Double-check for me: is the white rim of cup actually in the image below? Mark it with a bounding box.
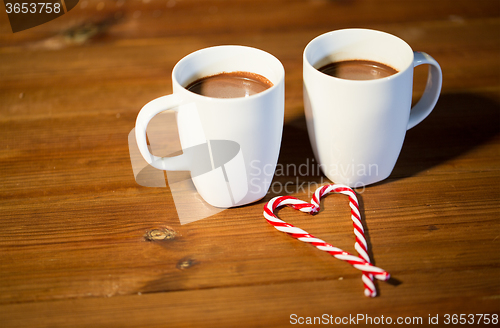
[303,28,414,84]
[172,45,285,102]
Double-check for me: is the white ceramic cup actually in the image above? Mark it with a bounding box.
[303,29,442,187]
[135,45,285,208]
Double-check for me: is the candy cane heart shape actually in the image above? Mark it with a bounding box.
[263,184,390,297]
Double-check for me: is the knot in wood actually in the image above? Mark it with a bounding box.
[145,228,176,241]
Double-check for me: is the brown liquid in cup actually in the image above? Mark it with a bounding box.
[186,71,273,98]
[318,60,398,80]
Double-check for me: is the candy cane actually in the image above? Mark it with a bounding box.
[263,184,390,297]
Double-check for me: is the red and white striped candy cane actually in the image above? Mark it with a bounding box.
[263,184,390,297]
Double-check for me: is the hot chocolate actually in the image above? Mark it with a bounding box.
[318,60,398,81]
[186,71,273,98]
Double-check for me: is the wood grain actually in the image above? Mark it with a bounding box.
[0,0,499,326]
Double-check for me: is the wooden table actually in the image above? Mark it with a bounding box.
[1,0,499,326]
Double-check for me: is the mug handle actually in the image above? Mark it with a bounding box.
[407,52,443,130]
[135,94,189,171]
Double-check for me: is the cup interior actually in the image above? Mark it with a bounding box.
[173,45,284,93]
[304,29,414,75]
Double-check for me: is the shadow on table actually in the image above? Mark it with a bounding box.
[391,92,500,179]
[278,92,500,185]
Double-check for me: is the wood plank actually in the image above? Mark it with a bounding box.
[0,275,498,328]
[1,0,499,45]
[1,169,498,303]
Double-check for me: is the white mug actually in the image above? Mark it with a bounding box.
[303,29,442,187]
[135,45,285,208]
